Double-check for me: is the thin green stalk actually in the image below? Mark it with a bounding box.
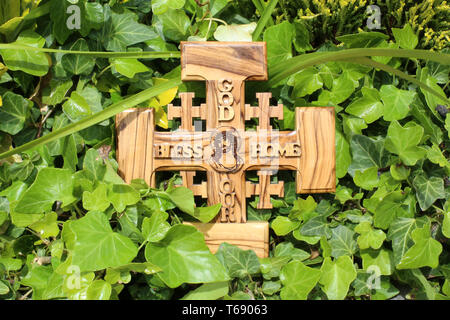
[269,48,450,85]
[252,0,279,41]
[0,43,181,59]
[347,57,449,104]
[0,78,182,159]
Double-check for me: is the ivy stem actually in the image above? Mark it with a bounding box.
[138,240,148,252]
[204,18,228,26]
[95,65,112,81]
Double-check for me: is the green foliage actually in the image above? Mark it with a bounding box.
[0,0,448,301]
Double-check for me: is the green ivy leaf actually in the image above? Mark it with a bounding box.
[319,256,357,300]
[192,203,222,223]
[335,130,351,179]
[181,281,229,300]
[111,58,149,78]
[70,211,138,272]
[214,22,257,42]
[355,222,386,250]
[271,216,301,236]
[106,12,156,51]
[292,67,323,97]
[279,261,321,300]
[329,225,357,258]
[374,190,409,230]
[397,225,443,269]
[15,168,76,214]
[360,249,394,276]
[42,79,73,106]
[263,21,294,67]
[152,0,185,15]
[0,30,50,76]
[145,225,229,288]
[392,24,418,49]
[0,91,31,135]
[153,9,190,42]
[29,212,60,238]
[86,280,112,300]
[300,215,331,238]
[443,212,450,239]
[380,85,415,121]
[412,173,445,211]
[346,87,383,124]
[166,186,195,215]
[141,211,170,242]
[385,121,426,166]
[107,184,140,212]
[426,144,450,169]
[20,263,53,300]
[348,134,388,176]
[62,91,92,123]
[387,217,428,265]
[82,182,110,212]
[61,39,95,75]
[216,243,260,279]
[354,167,379,191]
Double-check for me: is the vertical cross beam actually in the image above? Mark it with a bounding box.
[181,42,268,223]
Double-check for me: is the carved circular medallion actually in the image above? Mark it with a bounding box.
[208,126,243,173]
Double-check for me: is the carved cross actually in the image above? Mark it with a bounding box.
[115,42,335,257]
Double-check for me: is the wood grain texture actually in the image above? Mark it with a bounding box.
[115,108,155,187]
[181,42,267,81]
[296,107,336,193]
[183,221,269,258]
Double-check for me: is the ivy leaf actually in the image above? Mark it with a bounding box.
[42,79,73,106]
[279,261,321,300]
[82,182,110,212]
[166,186,195,215]
[263,21,295,67]
[319,256,357,300]
[271,216,301,236]
[354,166,379,191]
[397,225,443,269]
[335,129,351,179]
[374,190,409,230]
[181,282,229,300]
[111,58,149,78]
[192,203,222,223]
[141,211,170,243]
[70,211,138,272]
[214,22,257,42]
[300,215,331,238]
[29,212,60,239]
[380,85,415,121]
[413,173,445,211]
[216,243,260,279]
[86,280,112,300]
[292,67,323,97]
[153,9,190,42]
[346,88,383,124]
[61,39,95,75]
[107,184,140,213]
[20,264,53,300]
[385,121,426,166]
[392,24,418,49]
[0,30,50,76]
[387,217,428,265]
[62,91,92,123]
[15,168,76,214]
[355,222,386,250]
[152,0,185,15]
[0,91,31,135]
[360,249,394,276]
[443,212,450,239]
[106,12,156,51]
[426,144,450,169]
[348,134,388,176]
[145,225,229,288]
[274,242,310,261]
[329,225,357,258]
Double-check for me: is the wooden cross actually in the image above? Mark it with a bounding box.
[115,42,335,257]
